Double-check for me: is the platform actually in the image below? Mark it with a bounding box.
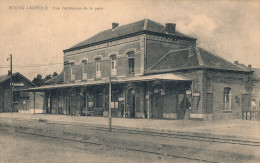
[0,113,259,140]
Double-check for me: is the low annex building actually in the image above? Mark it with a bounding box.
[0,72,44,113]
[25,19,253,120]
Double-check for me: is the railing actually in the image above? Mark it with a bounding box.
[242,111,260,120]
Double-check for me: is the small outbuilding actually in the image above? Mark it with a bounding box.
[0,72,44,113]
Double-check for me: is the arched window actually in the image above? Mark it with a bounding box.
[127,51,134,75]
[82,60,87,80]
[95,58,101,79]
[224,87,231,110]
[110,55,117,76]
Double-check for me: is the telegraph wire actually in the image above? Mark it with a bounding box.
[0,63,63,68]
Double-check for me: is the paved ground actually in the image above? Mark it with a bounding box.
[0,113,259,140]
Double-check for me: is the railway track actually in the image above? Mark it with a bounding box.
[44,121,260,147]
[0,128,218,163]
[1,119,259,162]
[1,117,260,147]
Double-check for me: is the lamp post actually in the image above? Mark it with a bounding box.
[7,54,13,113]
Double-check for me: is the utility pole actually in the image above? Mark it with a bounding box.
[108,76,112,132]
[7,54,13,113]
[34,92,36,114]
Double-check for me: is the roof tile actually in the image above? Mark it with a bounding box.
[68,19,193,50]
[149,47,249,72]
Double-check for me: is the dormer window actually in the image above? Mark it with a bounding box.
[96,58,101,79]
[82,60,87,80]
[127,51,134,75]
[111,55,117,76]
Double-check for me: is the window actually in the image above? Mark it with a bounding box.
[224,87,231,110]
[87,94,94,109]
[127,51,134,75]
[88,102,93,107]
[70,63,75,81]
[110,102,119,109]
[82,60,87,80]
[111,55,117,76]
[96,58,101,78]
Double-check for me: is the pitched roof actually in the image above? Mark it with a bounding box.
[252,68,260,81]
[64,19,195,52]
[0,74,9,84]
[148,48,199,70]
[0,72,34,85]
[45,74,64,85]
[148,47,250,73]
[198,48,249,71]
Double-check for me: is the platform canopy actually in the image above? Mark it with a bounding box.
[113,73,191,83]
[21,73,191,92]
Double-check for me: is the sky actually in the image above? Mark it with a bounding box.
[0,0,259,80]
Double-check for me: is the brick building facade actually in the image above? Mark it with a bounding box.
[26,19,253,120]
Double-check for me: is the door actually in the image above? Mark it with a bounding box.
[177,94,191,119]
[152,88,163,118]
[126,88,135,118]
[70,90,77,116]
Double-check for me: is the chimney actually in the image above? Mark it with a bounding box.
[234,61,238,64]
[112,23,119,29]
[248,65,252,69]
[165,23,176,34]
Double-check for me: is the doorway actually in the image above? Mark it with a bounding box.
[126,88,135,118]
[151,84,164,118]
[177,94,191,119]
[70,89,77,116]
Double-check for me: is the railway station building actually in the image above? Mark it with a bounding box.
[25,19,253,120]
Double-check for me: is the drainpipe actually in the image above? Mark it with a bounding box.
[123,91,126,118]
[147,88,151,120]
[108,76,112,132]
[86,90,88,117]
[147,96,150,119]
[57,92,59,115]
